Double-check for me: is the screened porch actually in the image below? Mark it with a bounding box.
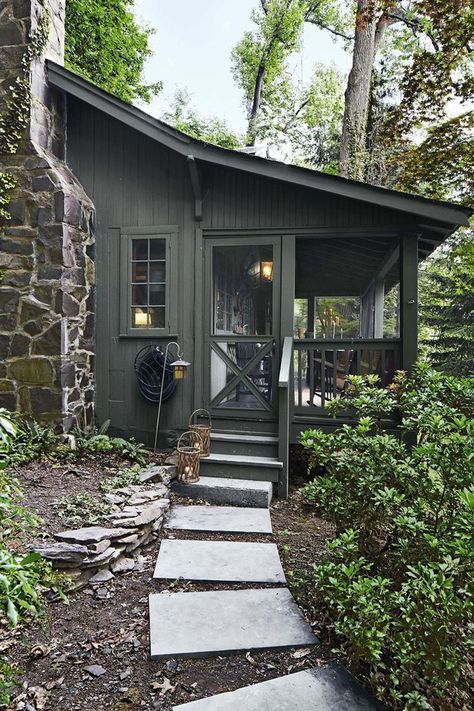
[291,234,402,416]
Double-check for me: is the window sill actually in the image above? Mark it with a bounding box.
[118,333,179,340]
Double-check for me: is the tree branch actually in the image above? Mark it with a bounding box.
[305,15,354,42]
[387,10,440,52]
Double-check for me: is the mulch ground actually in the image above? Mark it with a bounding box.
[3,457,336,711]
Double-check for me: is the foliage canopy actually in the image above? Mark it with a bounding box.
[65,0,162,104]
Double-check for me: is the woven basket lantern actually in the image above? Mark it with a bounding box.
[188,409,212,458]
[176,430,202,483]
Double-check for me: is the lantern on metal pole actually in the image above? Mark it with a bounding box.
[154,342,190,451]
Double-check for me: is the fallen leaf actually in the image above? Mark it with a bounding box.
[292,647,311,659]
[245,652,257,666]
[29,686,49,710]
[151,676,176,694]
[45,677,64,690]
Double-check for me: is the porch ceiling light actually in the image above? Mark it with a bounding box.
[261,260,273,282]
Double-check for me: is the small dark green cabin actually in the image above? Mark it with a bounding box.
[47,62,471,497]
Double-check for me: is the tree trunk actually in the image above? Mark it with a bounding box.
[247,62,266,146]
[339,0,379,179]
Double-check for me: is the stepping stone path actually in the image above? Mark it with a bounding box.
[149,476,383,709]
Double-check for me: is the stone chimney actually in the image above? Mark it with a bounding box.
[0,0,96,432]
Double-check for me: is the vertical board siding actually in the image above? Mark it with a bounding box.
[201,165,412,230]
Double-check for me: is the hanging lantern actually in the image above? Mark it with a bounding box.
[170,357,191,380]
[260,260,273,282]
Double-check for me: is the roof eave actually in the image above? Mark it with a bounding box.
[47,61,472,230]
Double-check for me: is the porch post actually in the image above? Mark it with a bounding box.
[374,278,385,338]
[400,232,419,373]
[278,235,295,498]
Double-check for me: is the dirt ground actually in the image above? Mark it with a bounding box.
[3,457,336,711]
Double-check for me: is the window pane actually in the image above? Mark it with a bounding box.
[150,284,165,306]
[131,307,149,328]
[148,307,165,328]
[150,239,166,260]
[132,262,148,283]
[132,239,148,261]
[149,261,166,283]
[132,284,147,306]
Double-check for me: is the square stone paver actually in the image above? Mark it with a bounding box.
[173,665,385,710]
[154,540,285,583]
[165,505,272,534]
[149,587,317,659]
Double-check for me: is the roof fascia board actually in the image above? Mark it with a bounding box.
[48,61,471,229]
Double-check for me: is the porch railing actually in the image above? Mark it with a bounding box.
[293,338,401,414]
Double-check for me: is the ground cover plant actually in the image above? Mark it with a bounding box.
[300,363,474,710]
[0,411,152,707]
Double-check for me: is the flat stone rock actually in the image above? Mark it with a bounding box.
[149,587,315,659]
[89,569,115,584]
[54,526,133,544]
[154,540,285,583]
[141,465,176,483]
[81,546,117,569]
[173,665,385,710]
[32,543,89,563]
[111,556,135,573]
[172,477,272,508]
[87,539,112,555]
[165,505,272,534]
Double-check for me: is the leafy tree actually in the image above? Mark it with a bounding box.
[260,63,345,169]
[163,90,242,149]
[419,231,474,375]
[64,0,162,104]
[231,0,306,145]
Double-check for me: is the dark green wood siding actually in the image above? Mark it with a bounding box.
[66,96,417,444]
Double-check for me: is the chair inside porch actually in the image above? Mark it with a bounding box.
[293,234,401,413]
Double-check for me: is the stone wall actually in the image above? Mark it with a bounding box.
[0,0,96,431]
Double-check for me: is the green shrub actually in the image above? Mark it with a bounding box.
[77,431,147,464]
[0,549,67,627]
[0,659,17,707]
[300,363,474,709]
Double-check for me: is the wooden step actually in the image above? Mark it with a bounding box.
[210,431,279,457]
[200,453,283,483]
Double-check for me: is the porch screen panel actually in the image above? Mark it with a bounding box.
[210,243,275,412]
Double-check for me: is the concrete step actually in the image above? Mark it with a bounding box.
[172,476,272,508]
[173,665,385,710]
[210,431,279,457]
[149,587,317,660]
[199,453,283,483]
[165,505,272,534]
[154,539,285,584]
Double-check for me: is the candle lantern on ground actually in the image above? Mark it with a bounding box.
[176,431,202,483]
[189,409,212,458]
